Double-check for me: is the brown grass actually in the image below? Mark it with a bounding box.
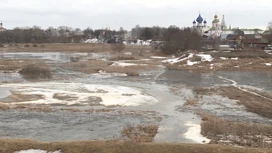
[1,139,271,153]
[63,59,112,73]
[164,51,272,72]
[63,59,155,76]
[184,99,198,106]
[109,56,137,61]
[0,43,151,53]
[120,124,159,143]
[211,51,272,59]
[200,113,272,148]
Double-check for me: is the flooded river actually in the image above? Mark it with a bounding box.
[0,51,271,143]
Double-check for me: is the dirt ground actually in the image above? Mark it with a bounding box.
[1,139,272,153]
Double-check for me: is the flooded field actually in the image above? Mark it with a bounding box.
[0,50,271,147]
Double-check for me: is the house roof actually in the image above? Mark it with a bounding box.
[226,34,239,40]
[244,34,263,39]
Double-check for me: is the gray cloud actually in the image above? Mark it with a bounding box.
[0,0,271,30]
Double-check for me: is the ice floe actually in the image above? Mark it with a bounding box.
[110,62,146,67]
[14,150,60,153]
[0,83,158,106]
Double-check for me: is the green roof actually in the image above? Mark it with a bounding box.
[209,27,216,30]
[212,19,219,23]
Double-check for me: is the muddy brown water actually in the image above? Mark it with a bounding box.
[0,52,272,143]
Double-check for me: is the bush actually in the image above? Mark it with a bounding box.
[111,43,125,53]
[32,44,38,47]
[8,44,13,47]
[0,43,4,47]
[19,64,52,79]
[24,44,30,47]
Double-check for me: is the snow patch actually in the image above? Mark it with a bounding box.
[110,62,146,67]
[231,57,238,60]
[184,121,210,144]
[187,60,199,66]
[150,56,167,59]
[220,57,228,60]
[265,63,272,66]
[197,54,213,62]
[83,38,99,43]
[162,53,213,66]
[14,150,60,153]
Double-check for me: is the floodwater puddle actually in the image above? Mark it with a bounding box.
[0,87,11,99]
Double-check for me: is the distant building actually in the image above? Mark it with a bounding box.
[192,14,209,37]
[192,14,264,39]
[0,21,7,32]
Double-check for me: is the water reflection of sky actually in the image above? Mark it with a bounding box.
[0,52,88,63]
[158,70,272,91]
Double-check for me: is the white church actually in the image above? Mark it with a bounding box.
[192,14,263,38]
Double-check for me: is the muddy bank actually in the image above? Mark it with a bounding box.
[1,139,271,153]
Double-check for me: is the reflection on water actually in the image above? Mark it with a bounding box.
[158,70,272,91]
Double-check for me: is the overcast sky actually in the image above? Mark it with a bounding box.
[0,0,271,30]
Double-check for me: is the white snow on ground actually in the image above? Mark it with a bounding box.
[83,38,98,43]
[187,61,199,66]
[265,63,272,66]
[129,39,152,46]
[0,83,158,106]
[231,57,238,60]
[184,121,210,144]
[150,56,167,59]
[220,57,228,60]
[14,150,60,153]
[162,53,213,66]
[197,54,213,62]
[110,62,146,67]
[162,54,193,64]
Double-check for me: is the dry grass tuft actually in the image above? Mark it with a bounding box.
[200,113,272,148]
[121,124,159,143]
[19,64,52,79]
[184,99,198,106]
[109,56,137,61]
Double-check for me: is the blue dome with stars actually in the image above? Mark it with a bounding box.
[193,20,196,24]
[203,20,207,24]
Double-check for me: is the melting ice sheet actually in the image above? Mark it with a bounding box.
[14,150,60,153]
[0,82,158,106]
